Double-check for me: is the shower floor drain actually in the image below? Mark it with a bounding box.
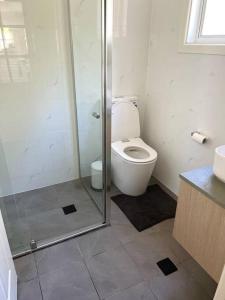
[62,204,77,215]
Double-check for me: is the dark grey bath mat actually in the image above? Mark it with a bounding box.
[111,185,177,232]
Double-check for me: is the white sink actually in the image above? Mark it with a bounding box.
[213,145,225,183]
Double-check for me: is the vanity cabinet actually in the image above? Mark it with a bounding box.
[173,176,225,283]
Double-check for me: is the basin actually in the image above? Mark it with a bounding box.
[213,145,225,183]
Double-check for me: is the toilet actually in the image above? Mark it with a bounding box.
[111,97,157,196]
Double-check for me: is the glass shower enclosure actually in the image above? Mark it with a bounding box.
[0,0,112,256]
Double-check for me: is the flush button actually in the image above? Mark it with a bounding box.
[121,139,130,142]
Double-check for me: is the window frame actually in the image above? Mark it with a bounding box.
[0,1,30,83]
[179,0,225,55]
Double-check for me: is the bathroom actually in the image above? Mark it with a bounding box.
[0,0,225,299]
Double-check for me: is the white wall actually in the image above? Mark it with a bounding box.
[112,0,151,126]
[143,0,225,195]
[0,0,79,196]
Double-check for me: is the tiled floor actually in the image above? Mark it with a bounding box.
[15,200,217,300]
[82,176,104,212]
[0,180,102,255]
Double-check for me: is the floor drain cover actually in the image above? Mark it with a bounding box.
[62,204,77,215]
[157,258,178,275]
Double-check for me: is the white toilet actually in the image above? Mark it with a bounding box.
[111,97,157,196]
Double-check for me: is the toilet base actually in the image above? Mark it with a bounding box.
[111,152,157,196]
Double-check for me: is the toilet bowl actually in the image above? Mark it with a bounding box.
[111,97,158,196]
[112,138,157,196]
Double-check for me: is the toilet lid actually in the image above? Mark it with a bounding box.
[111,138,157,163]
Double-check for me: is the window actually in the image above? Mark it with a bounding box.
[180,0,225,55]
[0,1,30,83]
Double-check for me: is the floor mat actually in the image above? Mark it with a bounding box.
[111,185,177,232]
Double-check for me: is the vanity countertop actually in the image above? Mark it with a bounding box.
[180,166,225,209]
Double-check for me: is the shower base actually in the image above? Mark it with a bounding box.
[0,179,103,256]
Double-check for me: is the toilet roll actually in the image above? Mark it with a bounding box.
[191,132,207,144]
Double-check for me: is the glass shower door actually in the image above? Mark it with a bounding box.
[0,0,111,256]
[0,143,32,255]
[69,0,105,213]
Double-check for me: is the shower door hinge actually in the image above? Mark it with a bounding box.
[30,240,37,250]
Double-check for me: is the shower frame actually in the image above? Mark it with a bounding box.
[13,0,112,258]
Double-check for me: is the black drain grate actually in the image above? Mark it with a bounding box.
[157,258,178,276]
[62,204,77,215]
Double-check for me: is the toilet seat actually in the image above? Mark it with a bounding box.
[111,138,157,164]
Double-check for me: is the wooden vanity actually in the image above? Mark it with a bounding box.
[173,166,225,283]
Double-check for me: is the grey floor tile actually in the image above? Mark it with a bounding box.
[82,176,104,212]
[35,239,83,275]
[148,266,212,300]
[26,208,73,242]
[153,231,191,263]
[182,258,217,298]
[2,180,103,255]
[110,202,151,244]
[105,281,156,300]
[124,231,190,281]
[111,223,140,244]
[14,254,38,283]
[143,218,175,235]
[110,201,132,226]
[86,245,142,299]
[12,209,215,300]
[76,193,102,212]
[158,218,175,233]
[109,185,121,197]
[26,203,102,243]
[39,261,99,300]
[0,194,26,220]
[18,278,42,300]
[8,219,31,255]
[77,226,121,260]
[55,180,90,207]
[16,186,59,215]
[54,179,83,194]
[64,203,103,233]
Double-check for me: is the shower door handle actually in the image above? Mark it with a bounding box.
[92,112,101,119]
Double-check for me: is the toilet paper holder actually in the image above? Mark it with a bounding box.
[191,131,207,144]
